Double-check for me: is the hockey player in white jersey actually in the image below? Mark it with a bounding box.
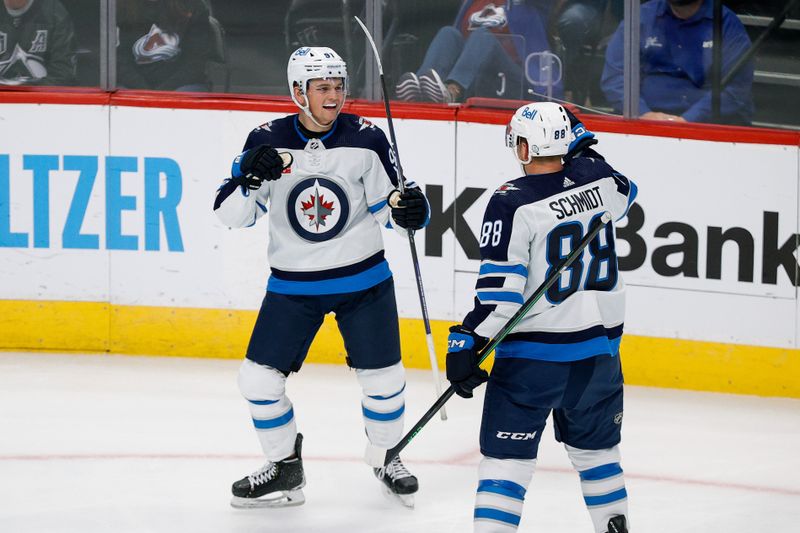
[445,102,637,532]
[214,47,428,509]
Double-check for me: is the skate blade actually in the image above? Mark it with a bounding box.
[230,489,305,509]
[380,485,415,509]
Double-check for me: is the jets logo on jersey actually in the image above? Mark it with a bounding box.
[301,189,335,230]
[494,183,520,195]
[287,177,350,242]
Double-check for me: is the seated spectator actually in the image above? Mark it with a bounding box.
[395,0,562,103]
[0,0,76,86]
[116,0,213,92]
[601,0,754,124]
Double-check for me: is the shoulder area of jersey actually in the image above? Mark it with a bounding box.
[338,113,381,134]
[250,115,294,135]
[566,153,612,174]
[492,178,525,197]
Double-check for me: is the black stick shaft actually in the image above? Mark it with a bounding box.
[382,213,612,466]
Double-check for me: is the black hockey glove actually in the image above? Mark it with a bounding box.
[445,325,489,399]
[232,144,285,189]
[389,187,428,230]
[563,107,599,163]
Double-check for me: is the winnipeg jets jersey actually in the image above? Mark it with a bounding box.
[214,113,412,295]
[462,155,638,362]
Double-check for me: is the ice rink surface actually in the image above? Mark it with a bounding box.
[1,352,798,533]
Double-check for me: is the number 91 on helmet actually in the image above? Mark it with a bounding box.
[505,102,575,164]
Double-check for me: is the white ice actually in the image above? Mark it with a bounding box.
[0,352,798,532]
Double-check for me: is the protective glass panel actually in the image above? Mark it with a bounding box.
[620,0,799,130]
[116,0,220,92]
[568,0,626,116]
[373,0,465,103]
[113,0,372,96]
[731,0,800,129]
[379,0,623,115]
[0,0,100,88]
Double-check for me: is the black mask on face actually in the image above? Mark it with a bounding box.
[668,0,701,6]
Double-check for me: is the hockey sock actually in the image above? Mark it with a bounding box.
[238,359,298,462]
[356,362,406,447]
[566,444,629,533]
[474,456,536,532]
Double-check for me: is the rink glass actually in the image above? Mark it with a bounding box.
[0,0,797,130]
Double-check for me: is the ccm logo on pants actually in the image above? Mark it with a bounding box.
[496,431,537,440]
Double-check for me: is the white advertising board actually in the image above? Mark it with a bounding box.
[1,102,798,351]
[0,104,111,302]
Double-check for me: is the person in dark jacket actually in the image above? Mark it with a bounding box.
[0,0,76,86]
[116,0,212,92]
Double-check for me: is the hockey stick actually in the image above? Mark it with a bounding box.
[365,211,613,468]
[354,15,447,421]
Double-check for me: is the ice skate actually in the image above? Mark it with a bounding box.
[374,455,418,508]
[606,515,627,533]
[231,433,306,508]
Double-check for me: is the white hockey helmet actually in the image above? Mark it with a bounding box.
[505,102,574,164]
[287,47,348,121]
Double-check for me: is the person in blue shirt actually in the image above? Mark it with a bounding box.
[395,0,563,103]
[601,0,754,125]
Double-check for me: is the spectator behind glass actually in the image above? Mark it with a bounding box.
[117,0,212,92]
[601,0,754,124]
[395,0,562,103]
[0,0,76,86]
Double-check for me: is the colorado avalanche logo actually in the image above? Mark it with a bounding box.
[287,177,349,242]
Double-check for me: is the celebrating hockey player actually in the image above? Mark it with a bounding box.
[213,47,428,509]
[445,102,637,532]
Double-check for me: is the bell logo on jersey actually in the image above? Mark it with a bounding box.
[496,431,537,441]
[287,177,350,242]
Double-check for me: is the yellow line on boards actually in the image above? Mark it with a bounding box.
[1,300,797,398]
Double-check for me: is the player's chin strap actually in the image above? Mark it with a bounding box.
[291,87,347,131]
